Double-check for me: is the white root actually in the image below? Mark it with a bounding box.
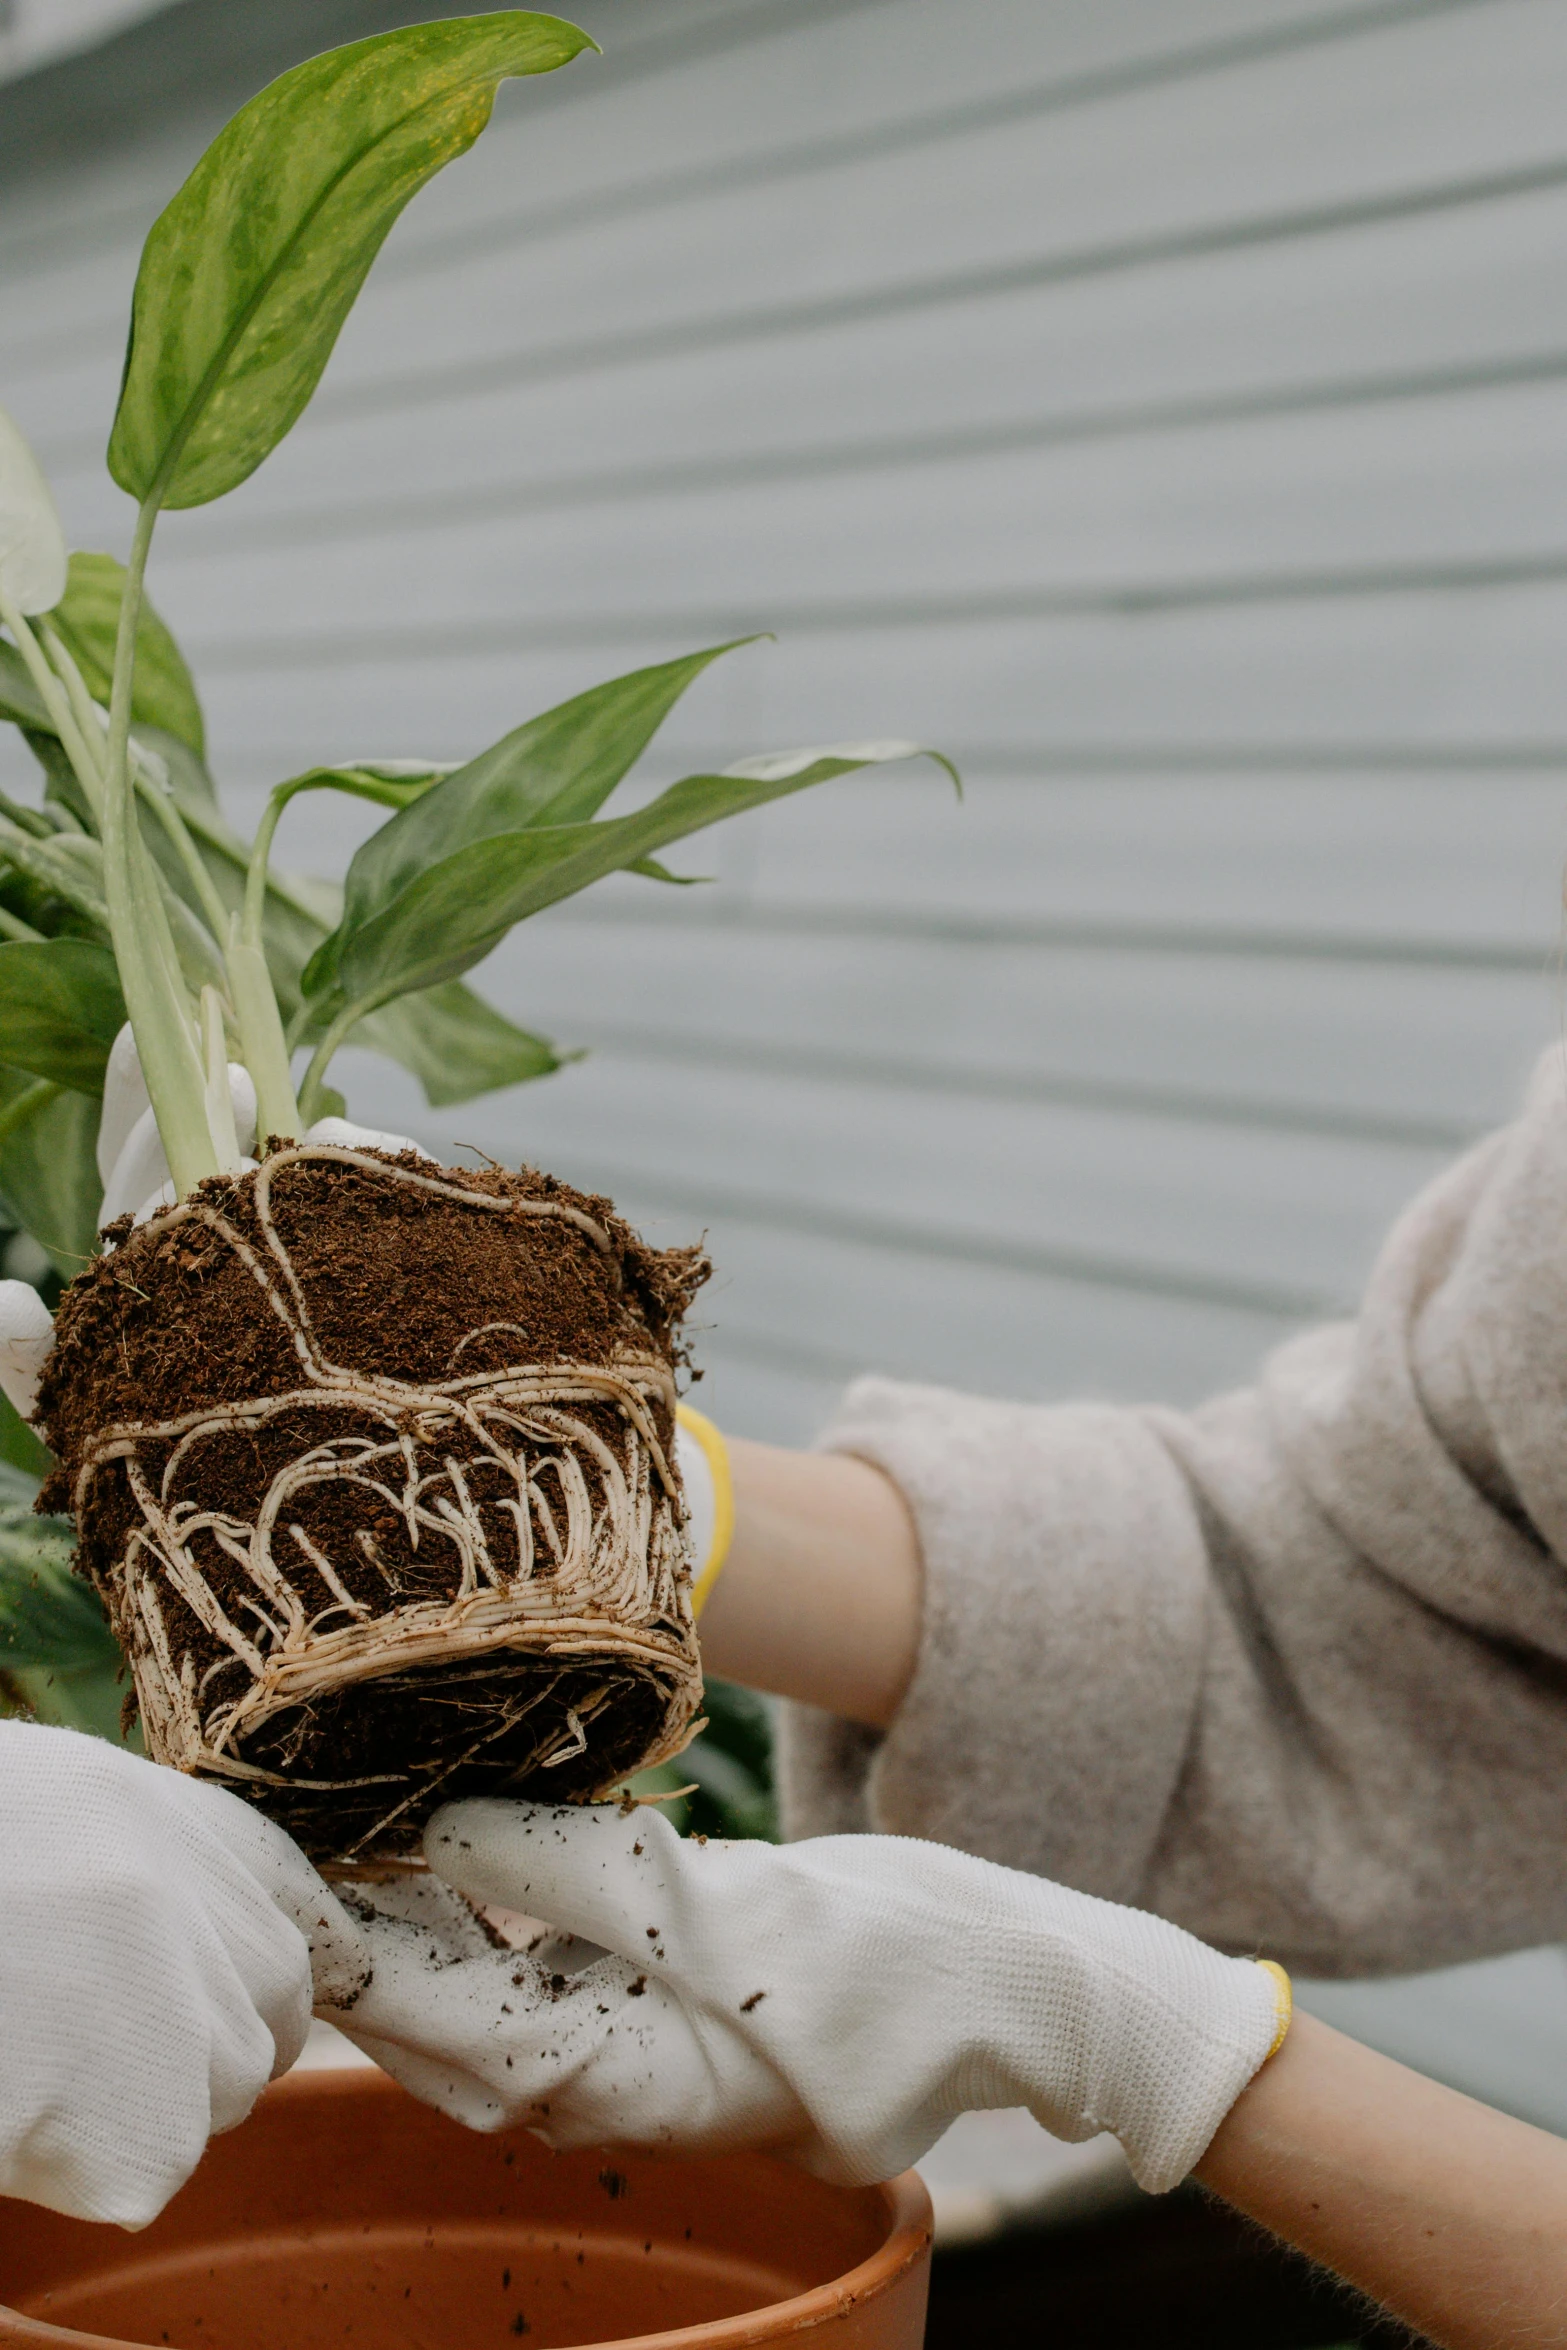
[72,1149,701,1809]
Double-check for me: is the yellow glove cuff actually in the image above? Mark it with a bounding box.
[1256,1959,1293,2059]
[676,1403,734,1619]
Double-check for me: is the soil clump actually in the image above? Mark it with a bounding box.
[36,1144,709,1864]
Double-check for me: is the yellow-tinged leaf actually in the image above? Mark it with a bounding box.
[109,14,595,511]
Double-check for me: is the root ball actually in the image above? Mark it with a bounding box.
[36,1145,710,1864]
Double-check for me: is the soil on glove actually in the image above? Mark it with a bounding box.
[36,1148,709,1863]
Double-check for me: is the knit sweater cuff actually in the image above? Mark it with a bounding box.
[778,1377,1209,1900]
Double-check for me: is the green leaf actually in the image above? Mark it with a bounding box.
[627,1678,777,1841]
[0,1390,50,1478]
[2,562,206,773]
[0,1466,112,1675]
[20,724,94,831]
[355,981,563,1108]
[0,824,109,937]
[0,1464,127,1741]
[133,719,220,815]
[2,1661,130,1743]
[108,13,595,511]
[682,1735,777,1841]
[45,553,206,757]
[0,405,68,617]
[0,1074,102,1274]
[315,743,952,1015]
[0,939,124,1093]
[275,759,458,815]
[303,643,750,1003]
[628,856,706,885]
[139,782,558,1114]
[697,1675,775,1786]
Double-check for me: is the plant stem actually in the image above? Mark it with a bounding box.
[102,499,215,1197]
[0,822,109,933]
[199,985,243,1170]
[0,789,56,840]
[0,599,105,824]
[296,995,368,1125]
[34,622,109,807]
[133,761,232,944]
[242,778,307,948]
[225,920,300,1143]
[109,772,297,1133]
[218,782,309,1144]
[172,794,336,944]
[0,906,45,944]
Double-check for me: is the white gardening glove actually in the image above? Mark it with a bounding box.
[323,1798,1286,2194]
[96,1023,429,1225]
[94,1022,260,1226]
[0,1278,53,1422]
[0,1025,426,1419]
[0,1721,367,2227]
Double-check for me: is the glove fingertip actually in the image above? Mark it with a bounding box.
[423,1797,667,1959]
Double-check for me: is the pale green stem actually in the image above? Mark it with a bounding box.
[225,919,299,1144]
[102,499,214,1197]
[200,985,243,1170]
[133,761,232,944]
[0,906,45,944]
[0,788,56,840]
[241,779,306,948]
[242,772,360,945]
[296,994,371,1126]
[34,622,109,803]
[223,776,320,1144]
[130,799,220,1003]
[0,821,108,932]
[0,599,104,823]
[34,798,86,836]
[176,793,331,936]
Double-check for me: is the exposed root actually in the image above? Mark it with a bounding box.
[67,1149,702,1857]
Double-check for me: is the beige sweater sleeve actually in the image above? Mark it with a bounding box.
[779,1050,1567,1978]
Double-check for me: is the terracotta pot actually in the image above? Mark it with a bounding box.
[0,2068,932,2350]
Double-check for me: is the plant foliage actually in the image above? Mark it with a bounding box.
[0,1462,125,1742]
[0,12,956,1825]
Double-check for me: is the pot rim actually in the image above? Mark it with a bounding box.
[561,2167,933,2350]
[0,2072,934,2350]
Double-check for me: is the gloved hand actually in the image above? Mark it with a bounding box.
[0,1024,425,1419]
[0,1720,367,2227]
[321,1797,1288,2193]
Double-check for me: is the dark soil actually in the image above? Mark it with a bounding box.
[36,1147,709,1863]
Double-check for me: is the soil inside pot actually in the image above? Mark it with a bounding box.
[36,1146,710,1863]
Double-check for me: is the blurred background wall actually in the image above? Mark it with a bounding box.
[5,0,1567,2131]
[0,0,178,80]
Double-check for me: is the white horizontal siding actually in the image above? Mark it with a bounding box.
[0,0,178,87]
[3,0,1567,1444]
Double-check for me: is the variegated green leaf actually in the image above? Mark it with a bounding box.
[109,14,594,510]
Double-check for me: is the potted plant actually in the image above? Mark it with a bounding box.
[0,12,948,1864]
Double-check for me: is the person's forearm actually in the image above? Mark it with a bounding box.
[1196,2009,1567,2348]
[695,1437,922,1728]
